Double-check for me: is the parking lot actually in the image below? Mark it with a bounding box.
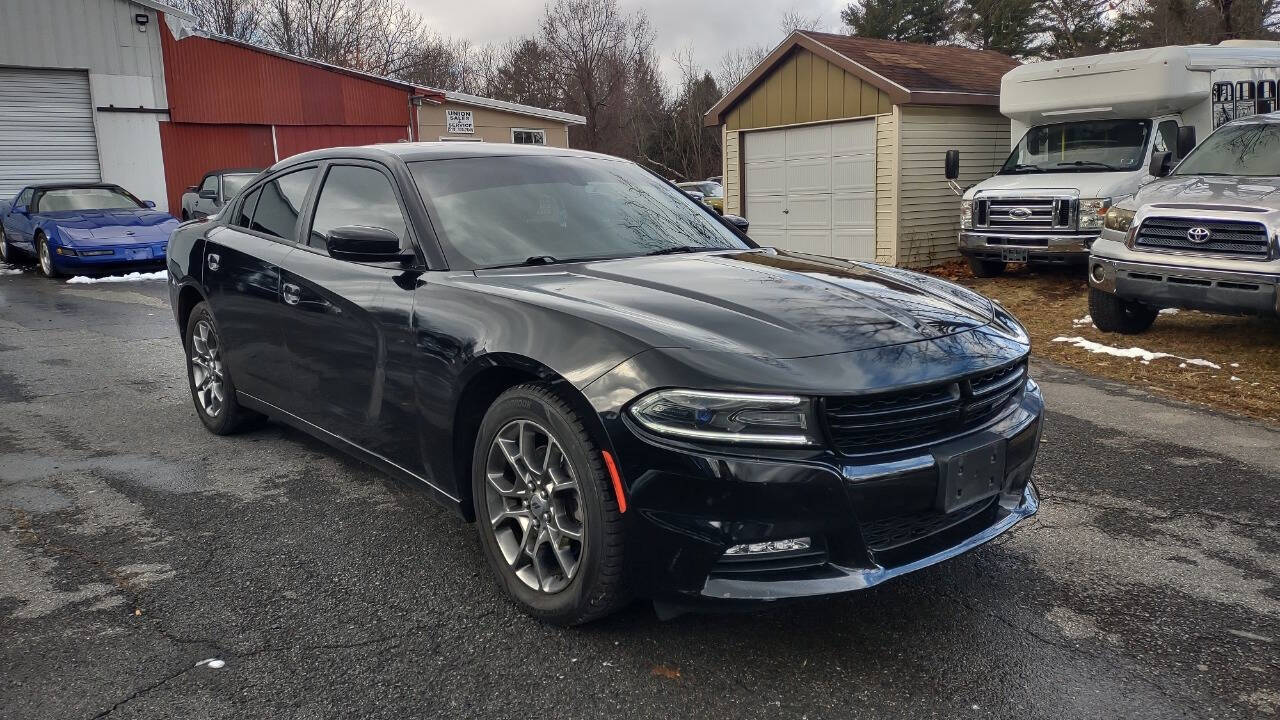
[0,265,1276,719]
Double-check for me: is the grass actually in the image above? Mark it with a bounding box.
[925,261,1280,425]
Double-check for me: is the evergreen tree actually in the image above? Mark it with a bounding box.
[1035,0,1114,58]
[953,0,1041,57]
[841,0,954,44]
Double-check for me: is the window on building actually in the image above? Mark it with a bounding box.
[439,137,483,142]
[249,168,316,241]
[308,165,407,252]
[512,129,547,145]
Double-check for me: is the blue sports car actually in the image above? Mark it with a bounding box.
[0,183,179,278]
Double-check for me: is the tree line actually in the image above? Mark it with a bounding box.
[173,0,1278,182]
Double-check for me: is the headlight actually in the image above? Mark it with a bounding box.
[1078,197,1112,230]
[1103,206,1136,233]
[629,389,818,445]
[960,199,974,230]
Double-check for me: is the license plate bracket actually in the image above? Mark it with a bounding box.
[936,439,1007,513]
[1001,247,1029,262]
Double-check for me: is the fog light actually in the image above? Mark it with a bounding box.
[54,246,78,256]
[1091,264,1106,283]
[724,537,811,555]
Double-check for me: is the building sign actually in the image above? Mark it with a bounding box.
[446,109,474,134]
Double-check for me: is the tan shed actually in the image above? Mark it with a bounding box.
[705,32,1019,268]
[418,91,586,147]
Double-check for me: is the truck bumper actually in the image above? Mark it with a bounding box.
[1089,255,1280,317]
[959,231,1095,264]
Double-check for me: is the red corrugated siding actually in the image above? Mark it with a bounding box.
[274,125,410,160]
[160,19,414,128]
[158,124,275,215]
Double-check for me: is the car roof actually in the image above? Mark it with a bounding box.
[27,182,127,191]
[274,141,624,170]
[209,168,263,175]
[1225,111,1280,127]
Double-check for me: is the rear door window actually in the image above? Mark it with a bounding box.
[249,168,317,241]
[234,187,261,229]
[307,165,407,252]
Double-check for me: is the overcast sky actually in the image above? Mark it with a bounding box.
[404,1,849,89]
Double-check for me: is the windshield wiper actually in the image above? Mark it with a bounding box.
[483,255,600,269]
[1057,160,1119,171]
[644,245,717,256]
[1005,163,1042,173]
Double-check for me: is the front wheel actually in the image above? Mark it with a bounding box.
[968,257,1007,278]
[0,232,13,263]
[36,235,62,278]
[472,383,628,625]
[1089,287,1158,334]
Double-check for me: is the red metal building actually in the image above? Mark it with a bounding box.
[156,14,441,213]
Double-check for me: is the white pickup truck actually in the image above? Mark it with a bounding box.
[1087,113,1280,333]
[946,42,1280,278]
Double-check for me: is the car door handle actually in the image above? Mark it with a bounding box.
[282,282,302,305]
[207,253,220,271]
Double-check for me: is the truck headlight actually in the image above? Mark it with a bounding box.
[1103,207,1136,233]
[1078,198,1112,230]
[961,199,974,230]
[629,390,818,445]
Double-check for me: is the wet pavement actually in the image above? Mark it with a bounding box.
[1,263,1277,719]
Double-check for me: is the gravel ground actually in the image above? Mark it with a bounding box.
[1,263,1278,719]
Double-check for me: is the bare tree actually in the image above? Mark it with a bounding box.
[779,9,827,33]
[173,0,264,40]
[715,44,769,92]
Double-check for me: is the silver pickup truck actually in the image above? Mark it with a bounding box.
[1088,113,1280,333]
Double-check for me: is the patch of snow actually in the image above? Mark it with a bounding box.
[1231,376,1242,382]
[1159,308,1180,315]
[1071,315,1092,327]
[1052,336,1221,370]
[196,658,225,669]
[0,264,22,275]
[1230,362,1240,368]
[66,271,166,284]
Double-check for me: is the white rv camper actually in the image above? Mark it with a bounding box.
[947,42,1280,276]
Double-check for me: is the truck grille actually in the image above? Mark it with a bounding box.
[977,197,1072,230]
[1134,217,1273,260]
[823,361,1027,456]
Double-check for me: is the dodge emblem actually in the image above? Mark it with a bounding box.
[1186,227,1211,243]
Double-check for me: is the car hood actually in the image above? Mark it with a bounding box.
[467,250,998,358]
[1128,175,1280,211]
[967,171,1138,201]
[42,209,178,243]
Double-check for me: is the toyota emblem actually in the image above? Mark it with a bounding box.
[1009,207,1032,219]
[1186,227,1212,243]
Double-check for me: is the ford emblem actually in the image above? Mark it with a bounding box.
[1009,207,1032,219]
[1186,227,1211,243]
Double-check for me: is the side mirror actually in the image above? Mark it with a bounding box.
[1176,126,1197,157]
[945,149,960,180]
[12,205,27,215]
[685,190,705,203]
[1149,151,1173,178]
[144,200,156,208]
[199,189,217,200]
[723,214,749,233]
[326,225,410,263]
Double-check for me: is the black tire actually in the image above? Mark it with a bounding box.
[0,232,14,263]
[1089,287,1158,334]
[472,383,628,625]
[968,257,1007,278]
[184,302,261,434]
[35,233,62,278]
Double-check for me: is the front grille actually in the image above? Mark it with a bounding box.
[1134,217,1273,260]
[861,497,997,552]
[977,197,1073,230]
[823,361,1026,456]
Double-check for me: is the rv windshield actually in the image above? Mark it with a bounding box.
[1001,119,1152,174]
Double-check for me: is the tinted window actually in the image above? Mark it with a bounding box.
[36,187,143,212]
[308,165,406,251]
[200,176,218,193]
[250,168,316,240]
[235,187,261,229]
[409,156,749,269]
[1174,122,1280,177]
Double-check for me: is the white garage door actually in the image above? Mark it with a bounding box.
[0,68,101,199]
[743,120,876,261]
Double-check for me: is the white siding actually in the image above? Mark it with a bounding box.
[0,0,169,204]
[874,110,898,265]
[723,128,741,216]
[896,105,1009,268]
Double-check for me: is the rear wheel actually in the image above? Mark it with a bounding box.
[0,232,14,263]
[36,234,62,278]
[472,383,628,625]
[1089,287,1158,334]
[968,257,1006,278]
[185,302,261,434]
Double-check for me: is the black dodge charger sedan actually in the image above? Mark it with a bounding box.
[167,143,1042,625]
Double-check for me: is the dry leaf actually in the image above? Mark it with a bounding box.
[650,664,681,680]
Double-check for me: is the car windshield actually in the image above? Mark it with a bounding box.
[409,156,750,269]
[222,173,256,197]
[1001,119,1152,174]
[36,187,143,212]
[1174,121,1280,177]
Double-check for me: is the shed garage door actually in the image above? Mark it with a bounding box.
[0,68,101,198]
[743,120,875,260]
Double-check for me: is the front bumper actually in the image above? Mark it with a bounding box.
[959,230,1095,263]
[1089,254,1280,316]
[611,380,1043,603]
[51,241,168,272]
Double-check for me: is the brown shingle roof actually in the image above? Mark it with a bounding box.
[799,32,1019,96]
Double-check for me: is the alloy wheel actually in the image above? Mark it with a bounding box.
[484,419,585,593]
[189,319,226,418]
[38,241,52,276]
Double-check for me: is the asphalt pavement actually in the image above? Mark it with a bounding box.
[1,262,1277,719]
